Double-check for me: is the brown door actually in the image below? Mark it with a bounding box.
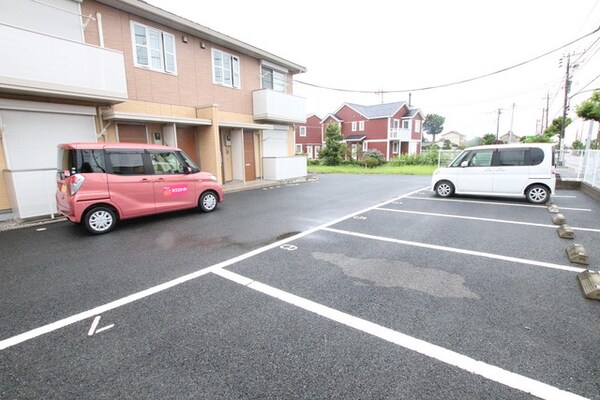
[176,126,199,166]
[117,124,147,143]
[244,131,255,182]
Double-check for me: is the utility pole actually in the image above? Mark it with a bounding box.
[496,108,503,140]
[509,103,515,143]
[560,53,571,154]
[545,92,550,131]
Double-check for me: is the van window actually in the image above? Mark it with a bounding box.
[108,152,146,175]
[497,149,526,166]
[80,150,106,173]
[450,151,470,167]
[468,150,493,167]
[150,152,185,174]
[530,148,545,166]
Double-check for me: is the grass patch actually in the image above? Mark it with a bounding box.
[307,164,437,175]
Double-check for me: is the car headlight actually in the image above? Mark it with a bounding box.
[209,175,218,182]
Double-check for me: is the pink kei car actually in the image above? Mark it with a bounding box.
[56,142,224,234]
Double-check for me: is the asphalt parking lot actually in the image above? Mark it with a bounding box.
[1,175,599,399]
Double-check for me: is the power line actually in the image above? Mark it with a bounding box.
[295,25,600,94]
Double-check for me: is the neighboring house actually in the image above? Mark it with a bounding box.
[295,114,323,159]
[434,131,467,148]
[331,102,424,160]
[498,132,521,143]
[0,0,306,220]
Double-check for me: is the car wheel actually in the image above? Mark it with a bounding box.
[84,206,116,234]
[199,191,218,212]
[526,185,549,204]
[435,181,454,198]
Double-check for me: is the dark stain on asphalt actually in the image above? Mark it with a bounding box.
[312,252,479,299]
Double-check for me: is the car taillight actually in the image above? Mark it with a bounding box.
[69,174,85,195]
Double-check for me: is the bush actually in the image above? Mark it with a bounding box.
[389,149,439,166]
[360,149,386,168]
[307,159,320,166]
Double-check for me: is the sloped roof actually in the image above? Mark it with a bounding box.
[321,113,342,123]
[345,102,408,119]
[345,135,367,141]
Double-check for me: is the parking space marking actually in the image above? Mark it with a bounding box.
[323,227,586,273]
[406,196,592,212]
[0,187,429,351]
[212,268,588,400]
[376,208,600,233]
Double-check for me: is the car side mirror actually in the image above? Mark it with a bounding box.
[460,161,468,167]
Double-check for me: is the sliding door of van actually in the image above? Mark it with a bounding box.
[492,148,529,195]
[456,149,494,193]
[105,150,156,217]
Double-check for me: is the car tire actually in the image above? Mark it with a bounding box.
[84,206,116,234]
[435,181,454,198]
[199,191,218,212]
[526,185,549,204]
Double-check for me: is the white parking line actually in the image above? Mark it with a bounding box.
[323,227,586,274]
[406,196,592,211]
[376,208,600,233]
[212,269,588,400]
[0,187,429,351]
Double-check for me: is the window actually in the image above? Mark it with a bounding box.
[468,150,493,167]
[362,142,368,152]
[415,120,421,132]
[132,22,176,74]
[212,49,240,88]
[151,152,185,174]
[262,66,286,92]
[402,119,410,129]
[315,146,321,158]
[351,121,357,132]
[79,150,106,173]
[108,152,146,175]
[295,144,303,154]
[299,126,307,137]
[497,149,526,166]
[359,121,365,131]
[392,141,399,154]
[393,119,400,129]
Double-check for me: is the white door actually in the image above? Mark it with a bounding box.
[492,148,529,194]
[306,145,313,159]
[1,105,96,218]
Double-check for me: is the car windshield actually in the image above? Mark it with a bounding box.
[449,150,469,167]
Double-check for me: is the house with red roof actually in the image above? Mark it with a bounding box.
[294,114,324,159]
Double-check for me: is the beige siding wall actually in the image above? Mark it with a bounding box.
[82,1,261,115]
[0,138,11,211]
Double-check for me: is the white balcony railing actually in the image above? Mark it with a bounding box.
[388,128,411,141]
[253,89,306,124]
[0,23,128,103]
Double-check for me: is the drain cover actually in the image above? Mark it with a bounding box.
[577,270,600,300]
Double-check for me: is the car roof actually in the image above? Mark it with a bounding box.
[463,143,555,151]
[58,142,181,151]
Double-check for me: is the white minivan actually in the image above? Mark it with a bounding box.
[431,143,556,204]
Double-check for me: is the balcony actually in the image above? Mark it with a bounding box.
[0,23,128,103]
[388,128,411,141]
[253,89,306,124]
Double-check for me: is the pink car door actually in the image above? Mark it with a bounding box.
[150,151,197,212]
[106,150,155,217]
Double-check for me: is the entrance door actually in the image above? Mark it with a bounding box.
[244,131,255,182]
[176,126,198,166]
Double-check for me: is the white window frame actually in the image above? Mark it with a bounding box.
[362,141,368,152]
[261,64,287,92]
[359,121,365,131]
[306,145,314,159]
[351,121,357,132]
[415,120,421,132]
[393,141,399,154]
[299,126,307,137]
[212,49,241,89]
[402,119,410,130]
[393,119,400,129]
[131,22,177,74]
[295,144,303,154]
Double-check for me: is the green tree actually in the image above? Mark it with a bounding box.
[572,140,585,150]
[576,91,600,149]
[319,123,344,166]
[423,114,445,143]
[442,139,452,150]
[481,134,496,145]
[524,117,571,143]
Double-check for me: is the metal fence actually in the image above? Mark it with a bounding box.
[437,149,600,190]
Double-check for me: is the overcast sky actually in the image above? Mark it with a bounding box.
[146,0,600,143]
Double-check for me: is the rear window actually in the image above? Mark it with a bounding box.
[57,149,105,173]
[530,148,545,166]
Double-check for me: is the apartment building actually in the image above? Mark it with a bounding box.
[0,0,306,220]
[294,114,323,159]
